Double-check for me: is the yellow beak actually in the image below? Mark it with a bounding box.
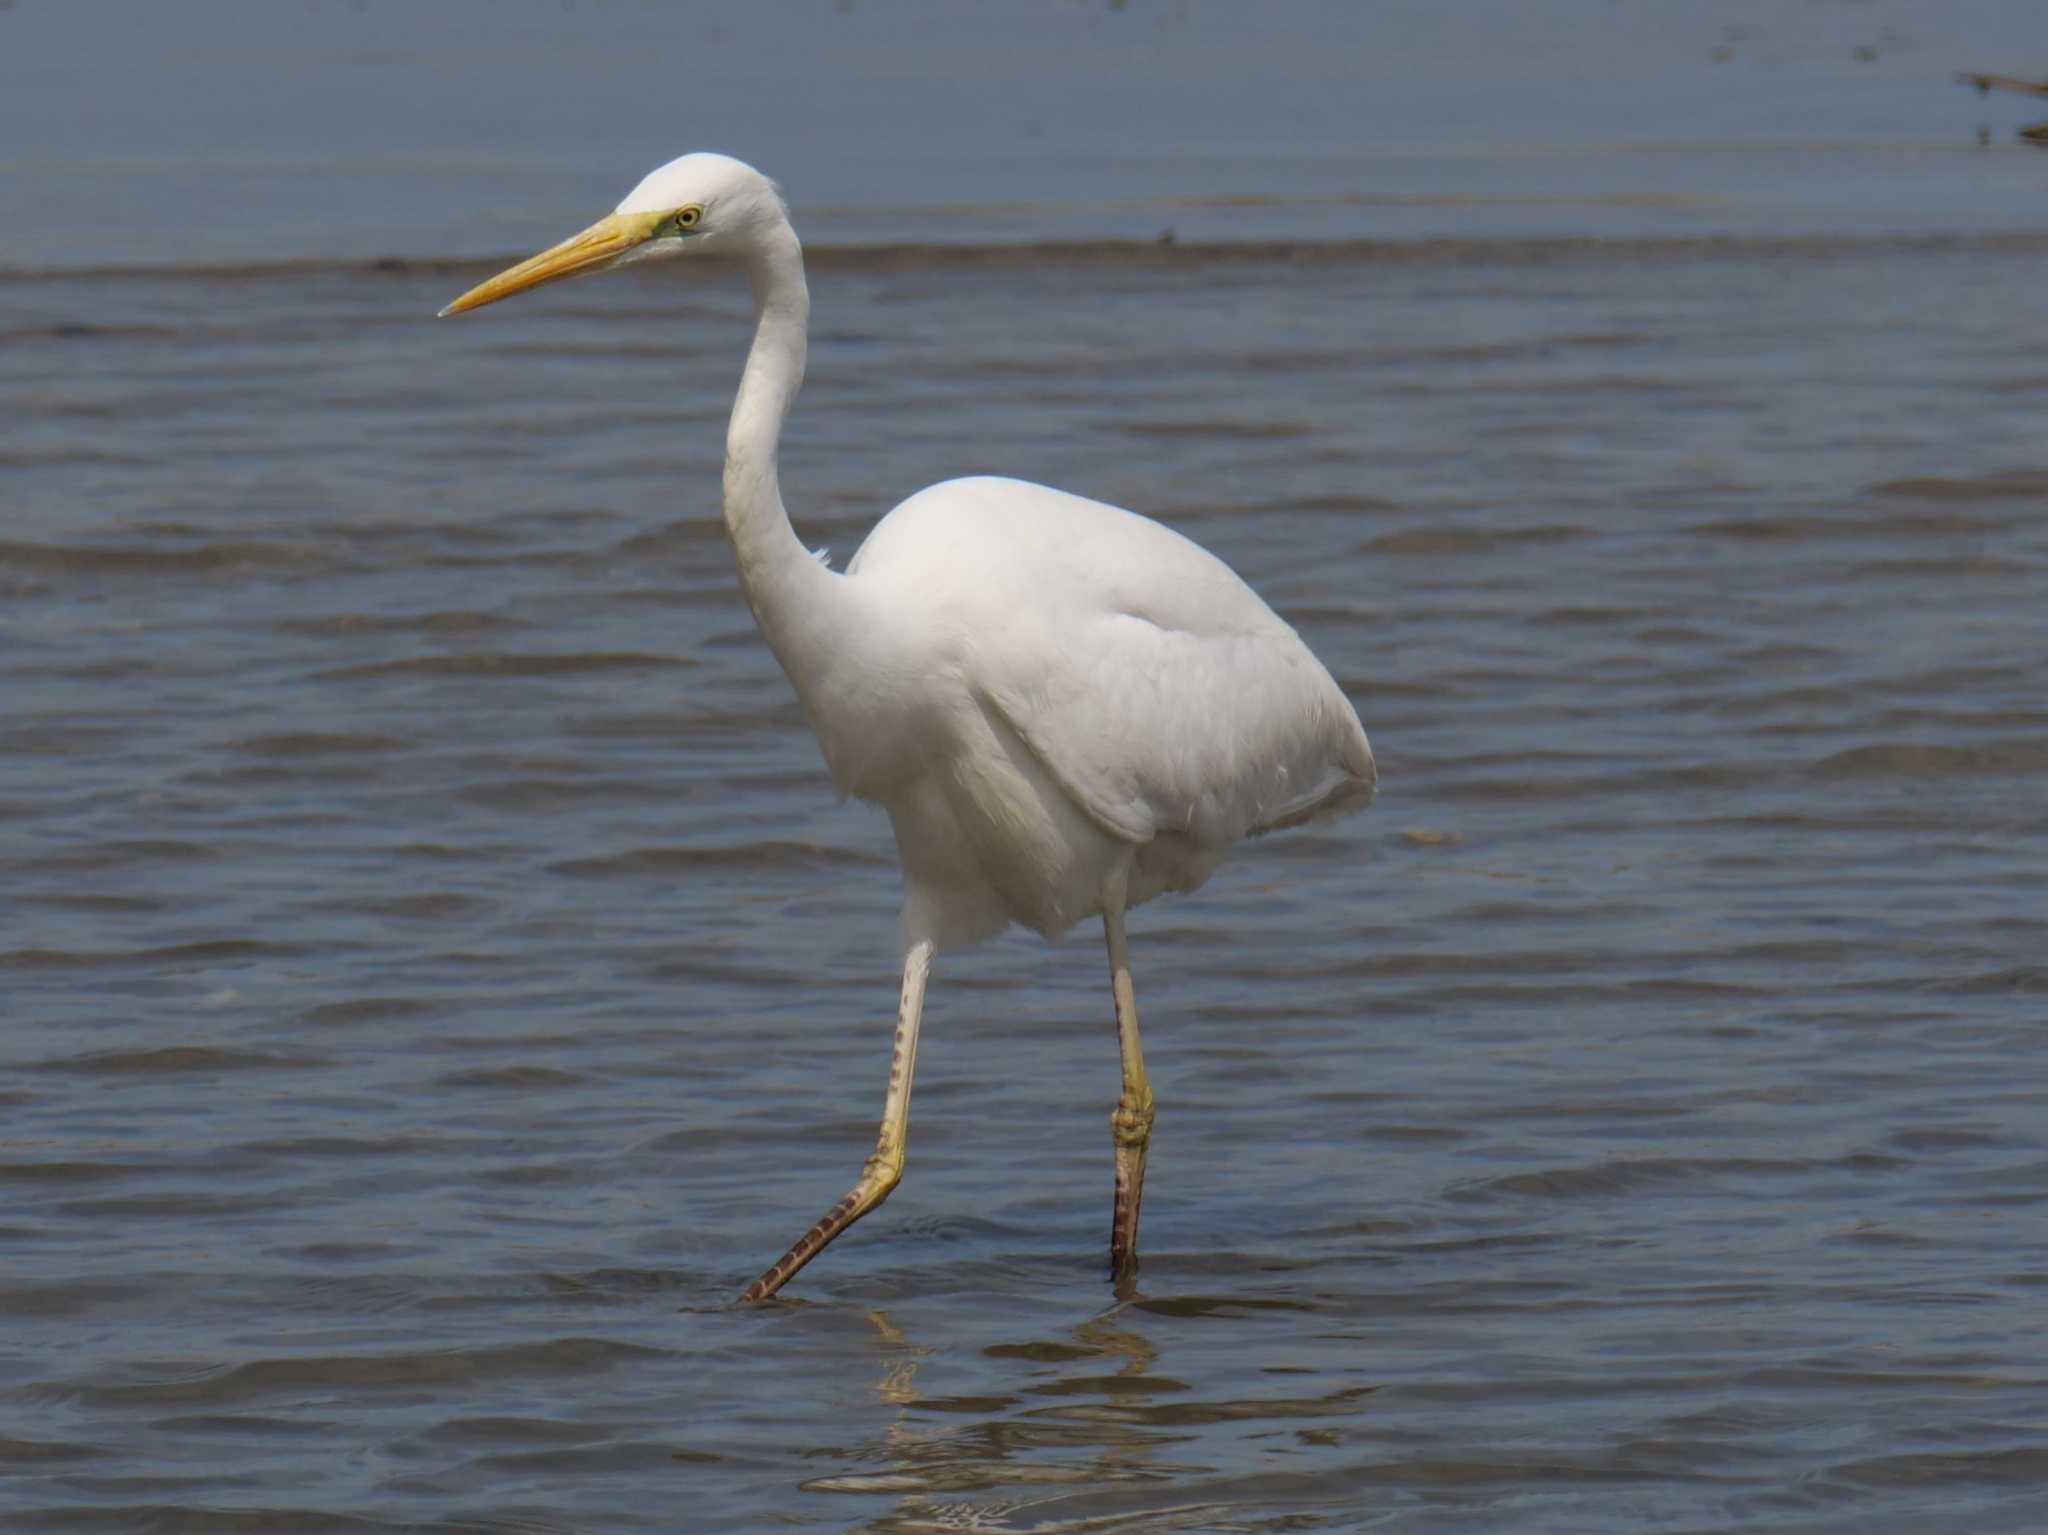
[438,211,664,317]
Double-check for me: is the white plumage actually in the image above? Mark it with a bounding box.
[441,153,1374,1302]
[841,475,1373,946]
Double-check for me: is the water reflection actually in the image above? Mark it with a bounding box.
[808,1295,1379,1533]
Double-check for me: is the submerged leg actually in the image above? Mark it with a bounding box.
[1103,897,1155,1286]
[741,940,934,1303]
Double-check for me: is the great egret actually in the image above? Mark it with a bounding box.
[441,153,1375,1302]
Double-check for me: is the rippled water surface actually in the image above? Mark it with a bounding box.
[6,226,2046,1532]
[6,4,2048,1527]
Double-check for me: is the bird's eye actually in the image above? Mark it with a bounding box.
[670,205,702,234]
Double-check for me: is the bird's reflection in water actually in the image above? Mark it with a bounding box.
[807,1297,1249,1533]
[865,1308,929,1410]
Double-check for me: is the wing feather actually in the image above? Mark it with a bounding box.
[852,477,1375,855]
[973,603,1373,854]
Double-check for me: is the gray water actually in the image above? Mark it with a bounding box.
[6,4,2048,1532]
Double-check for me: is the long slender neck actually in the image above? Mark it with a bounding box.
[723,221,838,676]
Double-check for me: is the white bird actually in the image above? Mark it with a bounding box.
[441,153,1375,1302]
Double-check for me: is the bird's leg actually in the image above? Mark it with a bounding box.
[741,940,934,1303]
[1103,900,1155,1287]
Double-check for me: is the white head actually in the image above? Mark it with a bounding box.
[440,152,791,317]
